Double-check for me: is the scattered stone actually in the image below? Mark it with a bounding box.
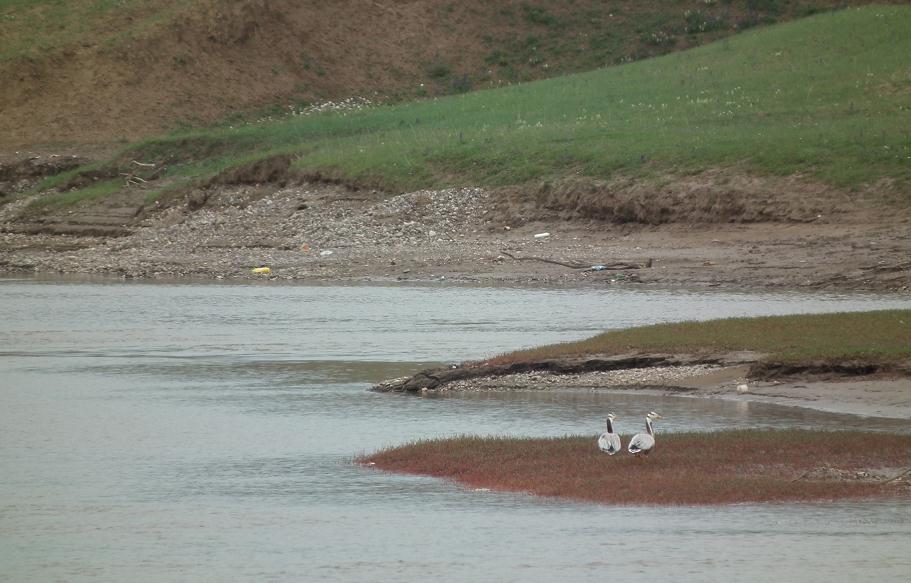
[3,174,909,292]
[442,364,721,392]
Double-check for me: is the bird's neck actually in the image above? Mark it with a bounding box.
[646,417,654,436]
[606,418,614,433]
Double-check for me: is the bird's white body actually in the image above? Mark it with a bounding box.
[628,412,662,456]
[598,432,621,454]
[598,414,621,455]
[627,433,655,454]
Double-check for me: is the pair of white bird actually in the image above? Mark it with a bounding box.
[597,411,663,456]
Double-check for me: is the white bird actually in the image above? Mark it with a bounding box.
[597,413,621,455]
[736,383,750,394]
[628,411,663,456]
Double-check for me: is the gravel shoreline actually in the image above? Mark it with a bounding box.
[437,364,727,392]
[3,182,910,290]
[416,364,911,420]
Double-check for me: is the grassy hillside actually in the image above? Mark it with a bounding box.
[488,310,911,367]
[0,0,891,147]
[38,4,911,209]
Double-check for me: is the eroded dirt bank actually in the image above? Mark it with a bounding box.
[373,355,911,420]
[1,167,909,290]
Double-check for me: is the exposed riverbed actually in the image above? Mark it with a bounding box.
[1,279,910,581]
[3,182,910,291]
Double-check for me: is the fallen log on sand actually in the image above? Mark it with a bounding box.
[499,250,653,270]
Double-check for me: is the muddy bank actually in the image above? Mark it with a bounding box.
[0,154,84,200]
[373,355,911,420]
[1,171,910,289]
[372,352,757,393]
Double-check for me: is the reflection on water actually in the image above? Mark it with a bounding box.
[446,389,911,434]
[1,279,910,582]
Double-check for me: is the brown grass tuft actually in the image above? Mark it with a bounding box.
[361,430,911,505]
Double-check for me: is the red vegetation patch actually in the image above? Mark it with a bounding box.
[361,430,911,505]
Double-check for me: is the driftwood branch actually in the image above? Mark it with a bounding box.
[585,259,653,271]
[122,161,165,187]
[883,468,911,484]
[791,469,814,483]
[499,251,588,269]
[500,250,652,270]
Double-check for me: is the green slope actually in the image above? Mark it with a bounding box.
[41,5,911,205]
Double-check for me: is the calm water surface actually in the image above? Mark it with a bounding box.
[1,279,910,582]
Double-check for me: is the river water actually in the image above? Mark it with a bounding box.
[1,279,910,582]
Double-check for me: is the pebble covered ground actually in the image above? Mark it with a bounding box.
[441,364,723,392]
[2,177,909,290]
[3,185,495,279]
[2,183,649,283]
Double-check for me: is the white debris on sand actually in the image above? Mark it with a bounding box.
[240,97,374,126]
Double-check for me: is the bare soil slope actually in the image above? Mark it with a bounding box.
[0,0,885,148]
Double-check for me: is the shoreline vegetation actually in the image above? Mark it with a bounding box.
[374,310,911,394]
[360,431,911,505]
[485,310,911,368]
[367,311,911,505]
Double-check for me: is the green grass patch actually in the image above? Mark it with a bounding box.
[52,6,911,203]
[28,162,102,194]
[489,310,911,366]
[29,178,121,208]
[0,0,189,62]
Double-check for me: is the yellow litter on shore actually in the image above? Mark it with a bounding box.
[251,266,271,275]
